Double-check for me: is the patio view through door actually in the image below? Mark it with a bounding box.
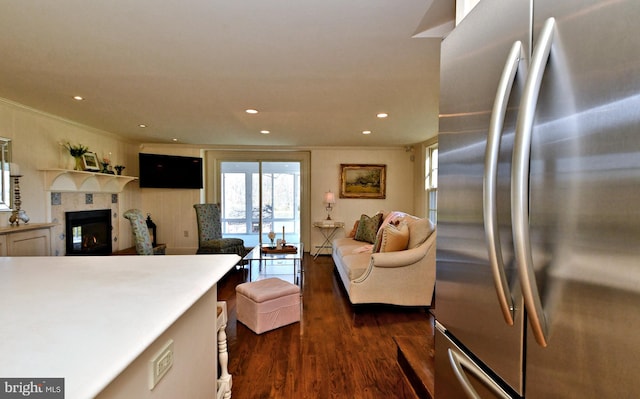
[219,161,301,248]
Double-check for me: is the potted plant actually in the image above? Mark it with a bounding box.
[63,142,90,171]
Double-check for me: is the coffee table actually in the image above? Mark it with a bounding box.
[242,243,304,287]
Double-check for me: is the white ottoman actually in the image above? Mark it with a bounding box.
[236,277,301,334]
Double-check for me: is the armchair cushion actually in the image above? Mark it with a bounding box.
[198,238,245,255]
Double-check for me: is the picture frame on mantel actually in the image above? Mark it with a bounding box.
[339,164,386,199]
[82,152,100,171]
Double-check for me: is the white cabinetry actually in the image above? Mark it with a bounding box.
[0,234,7,256]
[0,223,55,256]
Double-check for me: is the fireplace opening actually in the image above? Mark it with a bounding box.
[65,209,112,255]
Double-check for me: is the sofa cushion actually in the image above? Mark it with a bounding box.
[377,222,410,253]
[408,217,436,249]
[341,252,371,280]
[373,211,408,252]
[333,237,370,258]
[347,220,359,238]
[354,213,383,244]
[381,211,408,228]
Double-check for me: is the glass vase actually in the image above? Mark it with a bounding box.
[74,156,84,171]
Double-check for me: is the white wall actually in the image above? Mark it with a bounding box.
[0,98,141,250]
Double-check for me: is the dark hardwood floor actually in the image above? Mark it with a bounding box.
[217,253,435,399]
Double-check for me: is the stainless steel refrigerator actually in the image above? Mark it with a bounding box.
[434,0,640,397]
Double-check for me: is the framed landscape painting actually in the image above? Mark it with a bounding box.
[339,164,386,199]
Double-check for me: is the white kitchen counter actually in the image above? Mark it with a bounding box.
[0,254,239,398]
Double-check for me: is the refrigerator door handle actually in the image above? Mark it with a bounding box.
[447,348,512,399]
[512,17,556,348]
[484,40,524,326]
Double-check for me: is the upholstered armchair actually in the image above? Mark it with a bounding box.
[123,209,165,255]
[193,203,246,256]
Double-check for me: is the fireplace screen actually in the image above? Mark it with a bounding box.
[65,209,112,255]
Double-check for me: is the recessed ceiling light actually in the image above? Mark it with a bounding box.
[73,96,83,101]
[138,124,147,128]
[260,130,270,134]
[245,109,259,114]
[171,138,178,142]
[362,130,372,135]
[377,113,388,118]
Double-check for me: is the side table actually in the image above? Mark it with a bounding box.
[242,243,304,288]
[312,221,344,259]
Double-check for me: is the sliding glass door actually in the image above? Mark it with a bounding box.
[220,161,301,247]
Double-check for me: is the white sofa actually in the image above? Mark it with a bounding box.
[332,211,436,306]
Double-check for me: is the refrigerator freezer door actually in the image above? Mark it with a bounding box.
[523,0,640,397]
[435,0,530,395]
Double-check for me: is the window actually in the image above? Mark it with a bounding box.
[207,150,310,248]
[220,161,301,247]
[425,142,438,223]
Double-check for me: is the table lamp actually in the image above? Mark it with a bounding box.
[324,191,336,220]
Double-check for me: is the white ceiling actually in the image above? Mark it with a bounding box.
[0,1,453,147]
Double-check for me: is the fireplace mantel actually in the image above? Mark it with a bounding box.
[40,169,138,193]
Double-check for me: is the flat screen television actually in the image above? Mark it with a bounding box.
[139,153,203,189]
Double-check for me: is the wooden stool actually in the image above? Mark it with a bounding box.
[236,278,300,334]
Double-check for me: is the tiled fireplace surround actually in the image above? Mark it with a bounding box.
[50,192,120,256]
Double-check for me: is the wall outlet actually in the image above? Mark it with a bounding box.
[149,339,174,390]
[183,230,189,237]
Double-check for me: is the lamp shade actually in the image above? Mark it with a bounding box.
[324,191,335,204]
